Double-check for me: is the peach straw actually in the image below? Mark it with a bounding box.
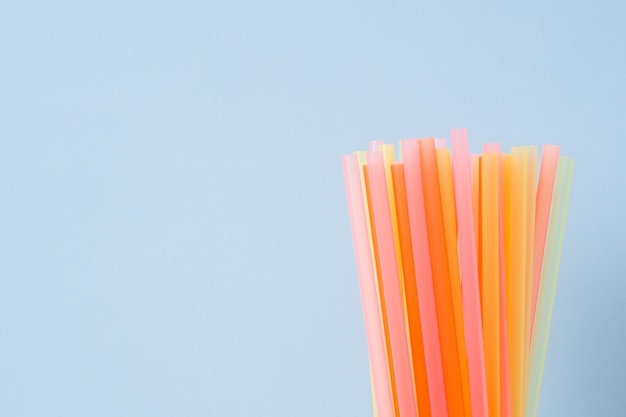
[419,138,466,417]
[370,140,385,152]
[451,129,488,417]
[366,151,418,417]
[483,143,511,417]
[436,146,473,417]
[382,145,406,294]
[472,155,482,303]
[402,139,448,417]
[357,151,396,417]
[481,151,501,417]
[530,145,560,341]
[526,156,574,417]
[342,154,395,417]
[363,165,401,417]
[392,163,432,417]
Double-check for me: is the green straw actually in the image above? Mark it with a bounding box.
[526,156,575,417]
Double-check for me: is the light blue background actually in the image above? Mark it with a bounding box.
[0,1,623,416]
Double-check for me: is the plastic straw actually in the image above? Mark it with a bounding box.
[502,153,514,415]
[382,145,405,289]
[523,147,538,416]
[507,147,528,417]
[472,154,483,305]
[402,139,448,417]
[451,129,488,417]
[342,154,395,417]
[370,140,384,152]
[366,151,418,417]
[363,165,400,416]
[436,147,473,417]
[526,156,574,417]
[357,151,396,417]
[484,144,511,417]
[419,138,466,417]
[392,163,431,417]
[481,151,501,417]
[530,145,560,340]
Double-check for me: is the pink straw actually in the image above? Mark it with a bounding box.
[530,145,560,339]
[451,129,489,417]
[342,154,395,417]
[366,151,418,417]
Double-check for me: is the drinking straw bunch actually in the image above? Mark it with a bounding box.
[341,129,574,417]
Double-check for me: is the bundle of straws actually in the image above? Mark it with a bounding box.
[341,129,574,417]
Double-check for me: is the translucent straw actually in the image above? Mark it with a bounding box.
[523,147,538,417]
[382,144,405,289]
[451,129,489,417]
[437,146,473,417]
[366,151,418,417]
[359,152,399,416]
[484,144,511,417]
[508,147,528,417]
[342,154,394,417]
[481,151,501,417]
[526,156,574,417]
[530,145,560,341]
[392,163,432,417]
[420,138,466,417]
[402,139,449,417]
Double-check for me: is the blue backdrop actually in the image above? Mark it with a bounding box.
[0,1,623,416]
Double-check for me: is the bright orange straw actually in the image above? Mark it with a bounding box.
[402,139,448,417]
[419,138,465,417]
[481,152,501,417]
[366,151,418,417]
[451,129,488,417]
[392,163,431,417]
[436,147,472,417]
[342,154,395,417]
[530,145,560,340]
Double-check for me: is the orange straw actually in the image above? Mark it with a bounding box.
[523,147,538,415]
[342,154,395,417]
[484,144,511,417]
[419,138,465,417]
[481,151,501,417]
[392,163,431,417]
[451,129,488,417]
[366,151,418,417]
[507,147,528,417]
[401,139,449,417]
[436,146,473,417]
